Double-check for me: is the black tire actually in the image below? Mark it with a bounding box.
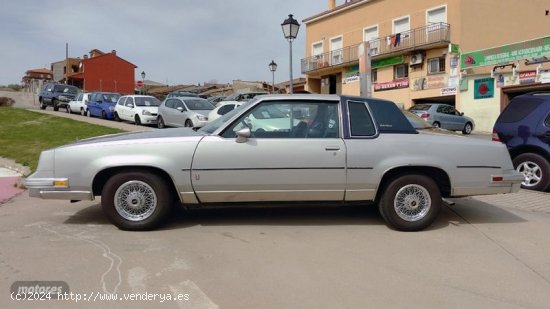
[114,112,121,122]
[80,108,86,116]
[101,171,174,230]
[40,103,46,110]
[135,115,141,126]
[86,109,91,117]
[53,99,59,111]
[184,119,193,127]
[101,110,107,119]
[513,153,550,191]
[66,105,71,114]
[378,174,441,231]
[462,122,473,135]
[158,116,165,129]
[432,121,440,128]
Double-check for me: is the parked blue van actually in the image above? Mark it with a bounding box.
[493,92,550,191]
[86,92,121,119]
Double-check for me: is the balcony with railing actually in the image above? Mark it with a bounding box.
[301,23,451,74]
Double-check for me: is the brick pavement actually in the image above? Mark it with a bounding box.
[467,189,550,213]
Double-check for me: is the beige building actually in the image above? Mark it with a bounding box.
[302,0,550,131]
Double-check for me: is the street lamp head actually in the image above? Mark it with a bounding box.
[281,14,300,41]
[141,71,146,79]
[269,60,277,72]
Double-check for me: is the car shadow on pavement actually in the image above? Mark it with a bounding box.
[63,204,111,225]
[444,197,527,225]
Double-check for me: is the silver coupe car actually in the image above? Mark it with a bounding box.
[25,94,523,231]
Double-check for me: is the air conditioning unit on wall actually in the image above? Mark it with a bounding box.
[410,53,423,66]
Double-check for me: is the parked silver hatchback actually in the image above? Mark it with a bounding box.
[157,96,214,128]
[409,103,475,134]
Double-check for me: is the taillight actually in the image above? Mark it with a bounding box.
[492,129,501,142]
[420,113,430,118]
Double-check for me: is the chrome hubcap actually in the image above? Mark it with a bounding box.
[394,184,431,222]
[516,161,541,187]
[114,181,157,221]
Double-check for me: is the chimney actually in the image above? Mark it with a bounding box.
[328,0,336,10]
[111,49,116,54]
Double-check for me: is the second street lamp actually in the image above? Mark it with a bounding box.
[141,71,146,95]
[269,60,277,94]
[281,14,300,94]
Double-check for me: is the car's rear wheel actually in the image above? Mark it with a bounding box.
[53,99,59,111]
[135,115,141,125]
[432,121,440,128]
[101,110,107,119]
[86,109,91,117]
[101,171,174,230]
[378,174,441,231]
[513,153,550,191]
[66,105,71,114]
[184,119,193,127]
[80,108,86,116]
[40,102,46,110]
[114,112,121,122]
[462,122,473,135]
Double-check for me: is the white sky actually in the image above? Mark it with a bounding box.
[0,0,330,86]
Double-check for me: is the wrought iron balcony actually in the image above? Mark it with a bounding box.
[301,23,451,74]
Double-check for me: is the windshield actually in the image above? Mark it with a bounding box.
[102,93,121,103]
[199,101,251,134]
[402,110,432,129]
[135,96,161,107]
[183,99,214,110]
[409,104,431,111]
[54,85,79,94]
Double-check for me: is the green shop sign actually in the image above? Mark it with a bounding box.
[372,55,404,69]
[461,36,550,68]
[474,78,494,99]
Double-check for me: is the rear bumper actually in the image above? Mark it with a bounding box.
[452,170,524,196]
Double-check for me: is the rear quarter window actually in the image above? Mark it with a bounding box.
[367,99,416,134]
[498,97,543,123]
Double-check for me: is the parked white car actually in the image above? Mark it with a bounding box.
[114,95,162,125]
[68,92,90,115]
[157,97,214,128]
[208,101,243,122]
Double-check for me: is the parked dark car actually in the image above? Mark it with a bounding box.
[38,83,79,111]
[493,92,550,191]
[86,92,121,120]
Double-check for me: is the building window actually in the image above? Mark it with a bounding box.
[394,64,408,79]
[427,5,447,31]
[393,16,410,35]
[428,57,446,74]
[363,25,379,55]
[330,36,343,65]
[371,69,377,83]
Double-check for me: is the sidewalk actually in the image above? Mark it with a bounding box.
[0,167,23,204]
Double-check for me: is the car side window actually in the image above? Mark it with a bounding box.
[221,101,339,139]
[77,93,83,101]
[348,101,376,137]
[118,97,127,106]
[175,101,185,110]
[218,105,235,115]
[165,99,174,108]
[126,97,135,107]
[545,113,550,127]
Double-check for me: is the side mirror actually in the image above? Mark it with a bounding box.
[460,112,464,116]
[236,127,251,143]
[177,107,184,112]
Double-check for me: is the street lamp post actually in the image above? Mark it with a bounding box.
[269,60,277,94]
[141,71,146,95]
[281,14,300,94]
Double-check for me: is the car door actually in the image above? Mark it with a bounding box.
[191,99,346,203]
[449,106,466,130]
[124,97,135,121]
[88,93,100,116]
[116,97,127,120]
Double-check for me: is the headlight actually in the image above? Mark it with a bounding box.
[142,110,152,116]
[109,106,115,112]
[196,114,207,121]
[58,95,70,102]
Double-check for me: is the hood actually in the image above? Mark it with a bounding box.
[62,128,204,147]
[194,110,211,117]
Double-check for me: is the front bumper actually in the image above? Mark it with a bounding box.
[25,177,94,201]
[140,114,158,124]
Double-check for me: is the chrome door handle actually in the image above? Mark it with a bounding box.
[325,146,340,151]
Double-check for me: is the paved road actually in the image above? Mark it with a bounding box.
[1,191,550,308]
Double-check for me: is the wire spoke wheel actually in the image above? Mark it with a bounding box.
[114,180,157,221]
[393,184,431,222]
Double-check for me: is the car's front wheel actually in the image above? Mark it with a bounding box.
[101,171,174,230]
[53,99,59,111]
[462,122,473,135]
[86,109,91,117]
[378,174,441,231]
[66,105,71,114]
[184,119,193,127]
[513,153,550,191]
[135,115,141,126]
[158,116,165,129]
